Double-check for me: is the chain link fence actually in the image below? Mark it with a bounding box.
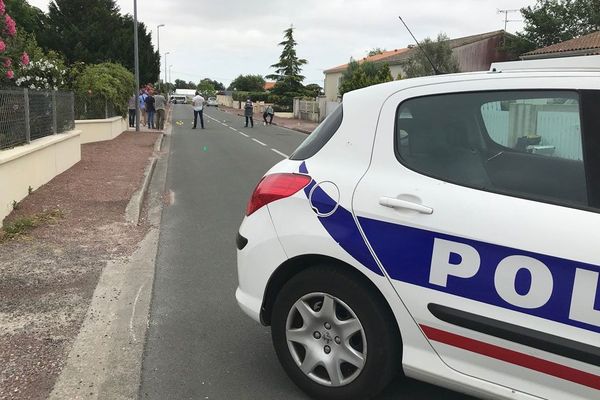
[0,89,75,150]
[74,94,118,120]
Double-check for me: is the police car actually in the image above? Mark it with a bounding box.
[236,55,600,400]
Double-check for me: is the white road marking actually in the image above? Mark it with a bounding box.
[239,132,249,138]
[271,148,289,158]
[229,127,237,132]
[252,138,267,146]
[129,283,145,343]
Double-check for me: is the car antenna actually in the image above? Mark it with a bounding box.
[398,16,442,75]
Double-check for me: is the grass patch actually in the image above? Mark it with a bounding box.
[0,209,63,242]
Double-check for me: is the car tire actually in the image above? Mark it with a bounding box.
[271,265,401,400]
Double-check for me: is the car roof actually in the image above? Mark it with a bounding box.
[343,68,600,109]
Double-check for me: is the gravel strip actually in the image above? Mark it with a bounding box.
[0,132,160,400]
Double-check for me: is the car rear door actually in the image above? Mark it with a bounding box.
[352,76,600,399]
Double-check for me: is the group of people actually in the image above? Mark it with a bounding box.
[244,98,275,128]
[128,89,168,130]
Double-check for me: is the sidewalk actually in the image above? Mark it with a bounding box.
[218,106,318,134]
[0,132,161,400]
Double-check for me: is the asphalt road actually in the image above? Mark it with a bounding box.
[139,105,475,400]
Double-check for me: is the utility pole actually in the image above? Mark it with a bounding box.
[164,52,170,96]
[497,9,520,32]
[134,0,140,132]
[169,65,173,95]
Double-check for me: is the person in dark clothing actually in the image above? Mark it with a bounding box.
[263,104,274,125]
[145,93,156,129]
[128,94,136,127]
[244,99,254,128]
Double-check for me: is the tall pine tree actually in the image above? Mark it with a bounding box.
[266,27,307,96]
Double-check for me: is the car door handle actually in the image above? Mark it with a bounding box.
[379,197,433,215]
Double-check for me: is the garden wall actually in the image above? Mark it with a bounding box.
[75,117,127,144]
[0,131,81,222]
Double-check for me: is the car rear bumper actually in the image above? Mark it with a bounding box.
[236,206,287,324]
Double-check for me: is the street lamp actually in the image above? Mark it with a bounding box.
[164,52,170,95]
[169,64,173,94]
[157,24,165,54]
[157,24,165,91]
[134,0,140,131]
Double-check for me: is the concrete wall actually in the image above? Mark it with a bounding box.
[217,94,234,108]
[454,35,511,72]
[324,72,343,101]
[0,131,81,222]
[75,117,127,144]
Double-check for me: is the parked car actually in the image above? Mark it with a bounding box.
[206,97,218,107]
[236,56,600,400]
[169,95,187,104]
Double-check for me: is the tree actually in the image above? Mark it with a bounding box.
[401,33,460,78]
[227,74,265,92]
[338,60,393,96]
[368,48,386,56]
[266,26,307,95]
[201,78,225,91]
[39,0,160,84]
[303,83,323,97]
[173,79,196,90]
[5,0,46,37]
[518,0,600,50]
[197,79,216,98]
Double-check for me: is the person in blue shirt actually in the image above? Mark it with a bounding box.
[139,90,148,127]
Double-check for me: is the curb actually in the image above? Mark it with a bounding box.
[125,134,163,225]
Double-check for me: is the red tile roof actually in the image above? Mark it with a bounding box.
[324,48,412,73]
[524,31,600,56]
[264,81,276,90]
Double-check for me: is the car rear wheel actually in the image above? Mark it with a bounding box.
[271,265,401,400]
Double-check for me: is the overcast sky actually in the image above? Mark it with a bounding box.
[26,0,536,87]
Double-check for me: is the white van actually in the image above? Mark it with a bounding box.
[169,95,187,104]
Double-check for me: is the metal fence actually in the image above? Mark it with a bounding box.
[74,94,118,120]
[0,89,75,150]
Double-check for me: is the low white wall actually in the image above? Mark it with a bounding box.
[0,131,81,223]
[75,117,127,144]
[276,112,294,119]
[217,94,233,108]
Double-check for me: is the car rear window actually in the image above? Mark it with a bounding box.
[290,104,343,160]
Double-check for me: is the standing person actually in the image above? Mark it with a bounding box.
[244,98,254,128]
[128,93,137,128]
[145,92,156,129]
[192,91,205,129]
[139,90,148,127]
[154,92,167,130]
[263,104,274,125]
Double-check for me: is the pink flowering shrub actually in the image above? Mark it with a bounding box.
[0,7,36,86]
[4,14,15,37]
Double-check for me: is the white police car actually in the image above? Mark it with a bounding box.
[236,56,600,400]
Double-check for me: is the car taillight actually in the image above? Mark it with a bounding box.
[246,173,312,216]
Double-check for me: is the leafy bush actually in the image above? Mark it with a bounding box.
[74,62,133,116]
[15,51,67,90]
